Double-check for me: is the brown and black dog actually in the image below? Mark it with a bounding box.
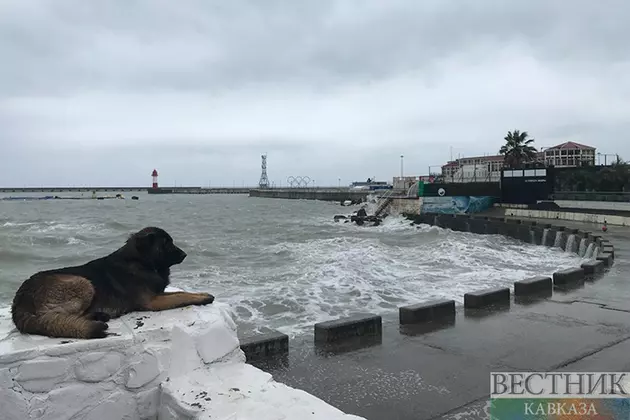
[11,227,214,339]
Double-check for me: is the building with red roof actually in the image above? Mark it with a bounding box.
[541,141,596,167]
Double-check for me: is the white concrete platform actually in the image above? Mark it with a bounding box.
[0,288,365,420]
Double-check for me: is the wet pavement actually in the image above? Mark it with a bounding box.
[250,220,630,420]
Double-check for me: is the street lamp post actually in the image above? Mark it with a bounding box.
[400,155,404,178]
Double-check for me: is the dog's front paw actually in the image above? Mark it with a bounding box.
[88,321,109,339]
[195,293,215,305]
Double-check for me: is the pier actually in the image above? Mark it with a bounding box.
[0,187,252,194]
[249,188,371,202]
[147,187,251,194]
[0,187,145,193]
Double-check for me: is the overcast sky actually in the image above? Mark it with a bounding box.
[1,0,629,187]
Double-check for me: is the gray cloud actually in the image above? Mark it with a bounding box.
[1,0,630,186]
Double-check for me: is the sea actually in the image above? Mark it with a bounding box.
[0,192,589,337]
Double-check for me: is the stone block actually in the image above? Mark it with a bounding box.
[554,232,567,250]
[464,287,510,309]
[29,384,109,420]
[601,243,614,258]
[531,227,544,245]
[518,226,533,243]
[314,314,382,343]
[83,390,137,420]
[136,388,161,419]
[485,221,501,235]
[75,352,123,383]
[581,260,605,276]
[399,299,456,324]
[16,358,70,393]
[0,368,28,420]
[596,253,614,267]
[514,276,552,296]
[240,330,289,360]
[126,351,160,389]
[542,229,556,247]
[553,267,585,285]
[16,358,70,381]
[468,219,487,235]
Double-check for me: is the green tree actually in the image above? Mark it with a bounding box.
[499,130,538,168]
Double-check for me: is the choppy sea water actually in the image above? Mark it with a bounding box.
[0,193,589,337]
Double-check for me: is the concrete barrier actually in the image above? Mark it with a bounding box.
[601,243,615,258]
[314,314,382,343]
[240,330,289,360]
[543,228,557,247]
[553,230,568,250]
[581,260,606,276]
[553,268,585,285]
[464,287,510,309]
[531,226,544,245]
[514,276,553,296]
[596,253,614,267]
[399,299,456,324]
[501,207,630,227]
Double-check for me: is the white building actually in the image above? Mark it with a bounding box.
[542,142,596,167]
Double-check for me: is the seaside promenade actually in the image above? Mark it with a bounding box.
[252,219,629,420]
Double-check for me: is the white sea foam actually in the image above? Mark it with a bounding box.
[177,216,586,337]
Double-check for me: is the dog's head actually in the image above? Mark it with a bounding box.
[128,227,187,268]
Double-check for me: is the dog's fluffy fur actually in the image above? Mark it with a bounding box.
[11,227,214,339]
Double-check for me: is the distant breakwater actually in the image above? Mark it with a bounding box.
[249,188,370,202]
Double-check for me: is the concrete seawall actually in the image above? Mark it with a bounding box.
[250,188,371,202]
[497,207,630,226]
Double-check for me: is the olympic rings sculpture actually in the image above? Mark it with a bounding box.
[287,176,312,188]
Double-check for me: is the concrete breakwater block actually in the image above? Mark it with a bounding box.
[240,330,289,360]
[514,276,552,296]
[601,243,615,258]
[314,314,382,343]
[553,267,585,285]
[464,287,510,309]
[596,252,614,267]
[399,299,456,324]
[581,260,605,276]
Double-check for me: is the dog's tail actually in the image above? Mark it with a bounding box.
[12,310,107,339]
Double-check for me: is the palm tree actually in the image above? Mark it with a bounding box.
[499,130,538,168]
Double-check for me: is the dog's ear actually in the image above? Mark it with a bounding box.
[135,230,157,252]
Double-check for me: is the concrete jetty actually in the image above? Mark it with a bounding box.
[0,187,145,193]
[0,187,252,195]
[249,188,371,202]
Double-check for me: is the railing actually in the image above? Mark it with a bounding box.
[374,189,396,216]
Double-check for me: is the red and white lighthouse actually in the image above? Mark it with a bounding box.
[151,169,158,189]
